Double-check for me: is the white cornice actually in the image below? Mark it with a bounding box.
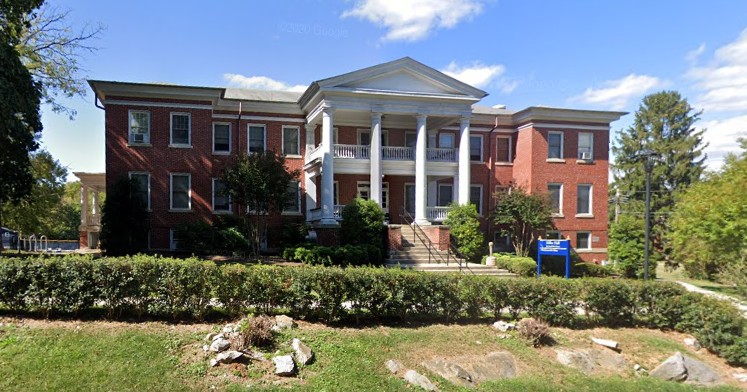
[104,100,213,110]
[212,114,305,123]
[517,122,610,131]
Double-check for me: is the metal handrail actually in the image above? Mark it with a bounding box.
[400,209,467,274]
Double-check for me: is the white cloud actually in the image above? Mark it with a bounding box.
[222,73,307,92]
[699,115,747,170]
[685,43,706,63]
[441,61,519,93]
[570,74,664,110]
[688,28,747,113]
[341,0,485,42]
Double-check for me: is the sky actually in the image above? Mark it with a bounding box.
[40,0,747,180]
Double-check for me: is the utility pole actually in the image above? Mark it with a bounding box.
[614,189,621,223]
[641,150,657,280]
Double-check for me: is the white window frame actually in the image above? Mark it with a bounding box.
[548,131,564,160]
[470,184,483,215]
[405,131,417,148]
[437,184,454,207]
[283,180,302,214]
[128,171,151,211]
[404,182,416,214]
[282,125,301,157]
[169,173,191,211]
[548,182,563,216]
[169,112,191,147]
[212,122,231,155]
[439,132,456,149]
[128,110,151,145]
[469,135,483,162]
[212,178,231,214]
[578,132,594,161]
[170,228,184,251]
[247,124,267,154]
[577,184,593,216]
[495,135,513,163]
[576,231,592,250]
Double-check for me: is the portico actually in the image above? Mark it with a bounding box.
[74,172,106,249]
[300,57,486,226]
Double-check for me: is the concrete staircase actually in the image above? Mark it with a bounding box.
[386,225,517,277]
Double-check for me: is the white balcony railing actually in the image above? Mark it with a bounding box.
[308,205,346,222]
[307,144,323,161]
[426,207,449,222]
[84,214,101,227]
[382,146,414,160]
[333,205,344,219]
[334,144,370,159]
[427,148,458,162]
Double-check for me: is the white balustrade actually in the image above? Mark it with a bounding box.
[426,206,449,222]
[334,144,370,159]
[308,144,323,160]
[382,146,414,160]
[333,205,344,220]
[427,148,458,162]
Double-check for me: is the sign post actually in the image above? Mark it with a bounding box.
[537,239,571,279]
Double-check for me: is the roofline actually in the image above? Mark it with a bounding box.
[513,106,627,124]
[88,80,225,105]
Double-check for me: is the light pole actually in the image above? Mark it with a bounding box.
[639,150,657,280]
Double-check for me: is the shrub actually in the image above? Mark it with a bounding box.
[722,338,747,367]
[582,279,635,326]
[445,203,484,262]
[572,262,613,278]
[517,317,551,347]
[340,198,385,253]
[237,315,275,349]
[493,253,537,277]
[676,294,744,352]
[282,244,383,267]
[524,278,579,326]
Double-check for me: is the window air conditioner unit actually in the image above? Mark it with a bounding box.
[580,152,591,160]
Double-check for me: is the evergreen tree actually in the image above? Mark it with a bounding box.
[611,91,707,263]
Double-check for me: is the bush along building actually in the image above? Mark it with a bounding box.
[88,57,624,262]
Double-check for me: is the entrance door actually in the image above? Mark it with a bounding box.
[357,182,389,213]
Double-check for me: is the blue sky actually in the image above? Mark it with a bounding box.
[41,0,747,180]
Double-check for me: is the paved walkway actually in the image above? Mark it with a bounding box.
[676,281,747,318]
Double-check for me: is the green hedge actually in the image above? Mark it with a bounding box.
[281,244,383,267]
[0,255,744,366]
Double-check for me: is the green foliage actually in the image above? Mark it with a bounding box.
[612,91,707,262]
[282,244,382,267]
[669,139,747,280]
[340,198,385,253]
[486,253,537,277]
[100,177,149,256]
[571,262,613,278]
[221,152,300,255]
[492,187,553,257]
[0,255,744,366]
[444,203,484,262]
[608,213,654,278]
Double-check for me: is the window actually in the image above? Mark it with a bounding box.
[170,229,185,251]
[170,173,191,210]
[282,126,300,156]
[213,123,231,153]
[470,185,483,215]
[248,125,266,154]
[576,232,591,250]
[439,133,455,148]
[578,132,593,160]
[128,111,150,144]
[545,231,562,240]
[129,172,150,210]
[548,131,564,159]
[284,181,301,213]
[548,183,563,215]
[404,184,415,214]
[170,113,190,145]
[469,135,483,161]
[212,178,230,213]
[333,181,339,205]
[405,132,416,148]
[358,129,387,146]
[438,184,453,206]
[496,136,512,163]
[577,184,592,215]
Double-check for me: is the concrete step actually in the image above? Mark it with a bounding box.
[385,262,518,277]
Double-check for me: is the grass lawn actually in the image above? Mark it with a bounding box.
[0,319,744,391]
[656,263,747,302]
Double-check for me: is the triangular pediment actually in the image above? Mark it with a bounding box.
[314,57,488,100]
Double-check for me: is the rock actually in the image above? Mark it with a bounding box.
[245,350,268,362]
[650,352,688,382]
[555,349,595,374]
[683,338,701,351]
[683,355,720,385]
[205,332,217,341]
[292,338,314,365]
[481,352,517,379]
[222,324,234,334]
[421,351,516,387]
[404,369,438,391]
[591,337,619,350]
[272,355,296,376]
[592,348,627,370]
[209,337,230,353]
[633,364,641,371]
[733,373,747,382]
[272,315,295,331]
[421,359,473,388]
[202,344,209,352]
[492,321,515,332]
[385,359,404,374]
[210,350,243,367]
[211,333,224,341]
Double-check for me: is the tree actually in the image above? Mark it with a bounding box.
[445,203,484,262]
[341,198,385,252]
[611,91,707,264]
[608,212,653,278]
[100,177,149,256]
[0,150,80,239]
[492,188,554,257]
[221,152,300,256]
[0,0,44,248]
[669,138,747,281]
[16,3,104,118]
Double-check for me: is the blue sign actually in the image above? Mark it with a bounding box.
[537,239,571,279]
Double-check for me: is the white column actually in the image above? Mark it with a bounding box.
[81,185,89,225]
[452,176,459,203]
[304,124,317,219]
[320,108,336,225]
[458,116,471,205]
[370,112,382,206]
[92,190,100,216]
[414,114,430,225]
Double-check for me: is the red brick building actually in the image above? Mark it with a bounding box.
[88,58,624,261]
